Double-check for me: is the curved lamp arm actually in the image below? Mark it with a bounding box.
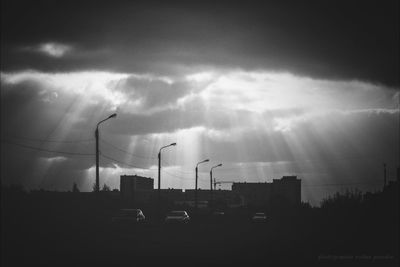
[159,142,177,154]
[97,113,117,129]
[197,159,210,168]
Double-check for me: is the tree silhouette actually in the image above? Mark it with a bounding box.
[72,182,80,193]
[320,188,363,209]
[101,183,111,192]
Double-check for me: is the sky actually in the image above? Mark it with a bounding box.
[1,0,399,205]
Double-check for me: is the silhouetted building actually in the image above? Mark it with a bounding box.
[119,175,300,209]
[272,176,301,205]
[232,176,301,208]
[120,175,154,207]
[180,189,241,208]
[231,182,271,207]
[158,188,185,206]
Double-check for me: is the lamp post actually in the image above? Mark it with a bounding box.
[210,163,222,209]
[195,159,209,211]
[158,143,177,221]
[95,113,117,193]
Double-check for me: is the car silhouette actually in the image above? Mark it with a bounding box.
[251,212,267,223]
[165,210,190,224]
[211,211,226,223]
[212,211,225,216]
[112,208,145,224]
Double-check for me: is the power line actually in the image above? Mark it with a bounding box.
[161,161,194,175]
[100,153,195,181]
[162,170,189,180]
[162,169,197,181]
[213,154,391,172]
[100,153,153,170]
[100,138,157,160]
[163,156,389,174]
[3,138,386,188]
[161,158,213,175]
[100,154,195,181]
[3,135,94,144]
[100,153,392,187]
[163,169,211,181]
[2,139,94,156]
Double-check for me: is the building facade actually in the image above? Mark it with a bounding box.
[120,175,154,207]
[119,174,300,210]
[232,176,301,208]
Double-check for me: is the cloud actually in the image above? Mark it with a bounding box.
[1,70,130,108]
[1,70,195,114]
[41,156,68,163]
[1,1,398,86]
[116,75,191,113]
[36,42,72,58]
[20,42,73,58]
[2,69,398,137]
[1,68,398,205]
[272,108,400,133]
[2,0,398,205]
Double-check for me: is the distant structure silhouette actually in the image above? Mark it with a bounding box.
[232,176,301,208]
[120,175,154,207]
[118,175,301,211]
[72,182,80,193]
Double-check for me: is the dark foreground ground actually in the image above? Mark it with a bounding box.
[2,191,398,267]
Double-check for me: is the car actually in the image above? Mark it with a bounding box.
[251,212,267,223]
[165,210,190,224]
[212,211,225,216]
[111,208,145,224]
[211,211,226,223]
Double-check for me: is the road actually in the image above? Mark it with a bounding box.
[2,192,398,266]
[3,214,397,266]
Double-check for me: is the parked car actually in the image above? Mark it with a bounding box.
[251,212,267,223]
[165,210,190,224]
[112,209,145,224]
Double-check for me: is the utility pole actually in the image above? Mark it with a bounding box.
[157,143,176,223]
[95,113,116,193]
[210,164,222,210]
[195,166,198,211]
[195,159,209,212]
[158,151,161,222]
[210,170,212,208]
[398,95,400,183]
[95,128,99,192]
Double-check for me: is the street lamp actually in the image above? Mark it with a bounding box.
[210,163,222,209]
[158,142,177,221]
[95,113,117,192]
[195,159,209,211]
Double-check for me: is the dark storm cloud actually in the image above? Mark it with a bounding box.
[1,0,399,201]
[1,0,398,86]
[1,81,68,138]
